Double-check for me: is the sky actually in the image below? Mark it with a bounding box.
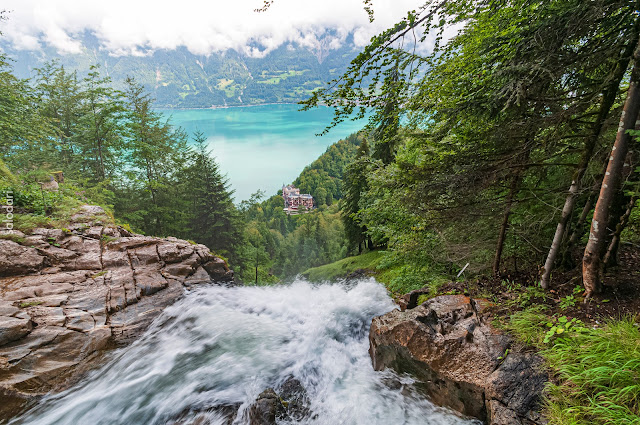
[1,0,425,57]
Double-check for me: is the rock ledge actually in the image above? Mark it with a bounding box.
[0,205,233,417]
[369,294,547,425]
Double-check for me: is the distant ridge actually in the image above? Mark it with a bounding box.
[2,32,360,108]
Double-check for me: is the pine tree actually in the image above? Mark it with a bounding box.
[183,131,242,261]
[341,138,370,253]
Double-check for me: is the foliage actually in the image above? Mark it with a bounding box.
[558,295,577,311]
[233,133,366,282]
[544,319,640,425]
[0,53,242,258]
[293,132,363,205]
[542,316,587,344]
[506,307,640,424]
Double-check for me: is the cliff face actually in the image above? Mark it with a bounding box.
[0,205,233,417]
[369,294,548,425]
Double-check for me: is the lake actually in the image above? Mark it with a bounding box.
[159,104,367,202]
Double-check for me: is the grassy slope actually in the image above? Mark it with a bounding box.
[506,310,640,424]
[302,250,450,296]
[301,251,385,282]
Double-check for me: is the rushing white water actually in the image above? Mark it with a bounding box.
[12,279,480,425]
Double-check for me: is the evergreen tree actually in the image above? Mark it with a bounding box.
[183,131,243,262]
[78,65,126,182]
[341,138,371,253]
[118,76,190,236]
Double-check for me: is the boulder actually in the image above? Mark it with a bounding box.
[0,207,234,418]
[0,317,32,346]
[369,294,547,425]
[247,377,313,425]
[277,377,312,421]
[248,389,281,425]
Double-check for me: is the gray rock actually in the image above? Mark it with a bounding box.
[248,389,280,425]
[0,241,45,277]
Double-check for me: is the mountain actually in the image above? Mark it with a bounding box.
[1,32,360,108]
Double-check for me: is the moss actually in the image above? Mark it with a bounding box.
[19,300,42,308]
[0,233,26,244]
[416,294,431,305]
[100,235,118,246]
[13,214,53,233]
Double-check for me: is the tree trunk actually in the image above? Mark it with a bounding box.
[493,173,521,275]
[540,32,637,289]
[603,194,637,270]
[603,155,637,270]
[564,157,611,266]
[582,39,640,298]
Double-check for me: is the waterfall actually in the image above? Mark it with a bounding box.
[12,279,479,425]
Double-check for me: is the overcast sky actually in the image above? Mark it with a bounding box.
[1,0,425,57]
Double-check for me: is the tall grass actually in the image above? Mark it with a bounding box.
[508,310,640,425]
[543,319,640,425]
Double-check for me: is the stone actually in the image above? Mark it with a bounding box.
[185,266,212,285]
[0,241,45,277]
[203,258,234,282]
[27,306,66,327]
[369,294,547,425]
[0,317,32,346]
[248,389,280,425]
[247,378,313,425]
[0,206,234,418]
[277,377,312,421]
[398,286,433,311]
[64,309,95,332]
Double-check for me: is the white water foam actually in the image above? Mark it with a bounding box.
[11,279,480,425]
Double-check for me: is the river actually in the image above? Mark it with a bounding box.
[160,105,368,203]
[11,279,479,425]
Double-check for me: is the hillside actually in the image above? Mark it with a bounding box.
[2,35,360,108]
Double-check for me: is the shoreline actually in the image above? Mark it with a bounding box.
[155,102,309,111]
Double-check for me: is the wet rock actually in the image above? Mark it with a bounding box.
[248,377,313,425]
[369,294,547,425]
[0,206,234,417]
[277,376,312,421]
[249,388,281,425]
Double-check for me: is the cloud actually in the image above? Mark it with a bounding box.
[0,0,425,56]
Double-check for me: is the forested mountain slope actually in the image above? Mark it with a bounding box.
[2,33,359,108]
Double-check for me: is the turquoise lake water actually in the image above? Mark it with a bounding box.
[159,104,367,202]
